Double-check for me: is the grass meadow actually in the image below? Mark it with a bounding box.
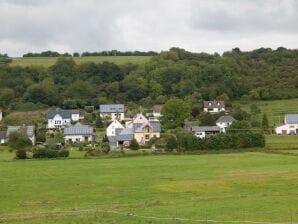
[238,98,298,127]
[11,56,152,67]
[0,135,298,223]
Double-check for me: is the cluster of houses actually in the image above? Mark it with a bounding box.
[0,100,297,148]
[185,101,236,139]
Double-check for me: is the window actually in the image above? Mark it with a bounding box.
[145,134,150,140]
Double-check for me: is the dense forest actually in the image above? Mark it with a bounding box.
[0,47,297,112]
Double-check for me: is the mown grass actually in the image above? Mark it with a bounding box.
[238,98,298,126]
[11,56,152,67]
[266,135,298,149]
[0,150,297,223]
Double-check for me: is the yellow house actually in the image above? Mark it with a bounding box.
[133,121,161,145]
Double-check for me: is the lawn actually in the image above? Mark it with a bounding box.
[11,56,152,67]
[238,98,298,127]
[0,151,297,223]
[266,135,298,149]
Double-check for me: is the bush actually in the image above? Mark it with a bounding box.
[33,148,69,159]
[58,149,69,157]
[8,131,32,150]
[16,149,27,159]
[165,135,177,152]
[130,139,140,150]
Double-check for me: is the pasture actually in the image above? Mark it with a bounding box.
[238,98,298,127]
[11,56,152,67]
[0,138,298,223]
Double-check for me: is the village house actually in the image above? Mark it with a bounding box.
[216,115,236,133]
[275,114,298,135]
[6,125,36,145]
[191,126,221,139]
[64,123,94,143]
[106,120,124,137]
[203,101,226,113]
[47,110,84,129]
[99,104,125,121]
[107,113,161,149]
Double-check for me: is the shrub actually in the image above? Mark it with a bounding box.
[8,131,32,150]
[165,135,177,152]
[16,149,27,159]
[130,139,140,150]
[58,149,69,157]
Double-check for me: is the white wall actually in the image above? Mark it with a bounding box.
[107,120,124,136]
[216,121,233,133]
[194,131,205,139]
[48,114,71,129]
[0,111,2,121]
[64,135,93,142]
[71,113,80,121]
[100,112,125,121]
[275,124,298,135]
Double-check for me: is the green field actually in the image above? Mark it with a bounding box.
[238,98,298,126]
[1,136,298,223]
[11,56,152,67]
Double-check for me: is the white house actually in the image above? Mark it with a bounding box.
[0,109,2,121]
[216,115,236,133]
[99,104,125,121]
[47,110,84,129]
[203,101,225,113]
[191,126,221,139]
[275,114,298,135]
[47,111,71,129]
[106,120,124,137]
[126,113,148,128]
[64,123,94,143]
[6,125,36,145]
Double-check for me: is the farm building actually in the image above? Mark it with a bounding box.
[203,101,226,113]
[64,123,94,143]
[275,114,298,135]
[99,104,125,121]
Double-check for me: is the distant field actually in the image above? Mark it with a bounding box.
[238,98,298,126]
[11,56,152,67]
[266,135,298,149]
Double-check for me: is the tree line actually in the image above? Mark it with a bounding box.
[0,47,297,113]
[22,50,158,57]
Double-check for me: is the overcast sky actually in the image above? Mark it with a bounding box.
[0,0,297,56]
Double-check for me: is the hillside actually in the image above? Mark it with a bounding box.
[11,56,152,67]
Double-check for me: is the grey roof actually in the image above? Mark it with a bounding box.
[285,114,298,124]
[6,125,35,138]
[216,116,236,123]
[133,121,161,133]
[47,110,72,119]
[99,104,125,113]
[204,101,225,109]
[64,124,93,135]
[116,128,133,141]
[191,126,221,132]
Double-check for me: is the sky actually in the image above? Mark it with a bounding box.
[0,0,297,56]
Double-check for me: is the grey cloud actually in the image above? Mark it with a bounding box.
[0,0,297,56]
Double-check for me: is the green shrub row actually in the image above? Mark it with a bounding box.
[167,132,265,151]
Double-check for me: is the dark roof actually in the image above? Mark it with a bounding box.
[285,114,298,124]
[99,104,125,113]
[133,121,161,133]
[47,110,72,119]
[64,124,93,135]
[6,125,35,138]
[216,116,236,123]
[191,126,221,132]
[203,101,225,109]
